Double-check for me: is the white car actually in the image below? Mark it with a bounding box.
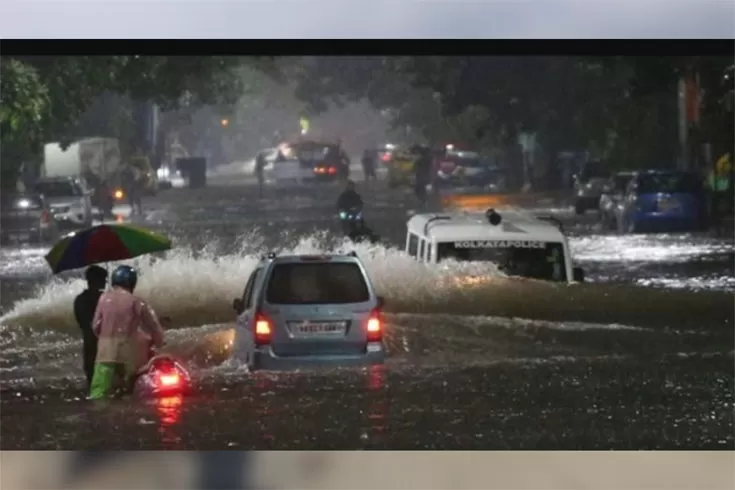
[405,207,585,283]
[34,176,94,228]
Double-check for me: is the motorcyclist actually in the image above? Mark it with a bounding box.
[337,179,363,212]
[88,265,165,399]
[73,265,108,390]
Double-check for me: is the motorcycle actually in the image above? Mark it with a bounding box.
[338,207,380,244]
[131,339,192,398]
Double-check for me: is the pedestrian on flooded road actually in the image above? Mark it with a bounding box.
[412,144,432,208]
[362,149,377,182]
[73,266,108,390]
[88,265,165,399]
[255,151,267,198]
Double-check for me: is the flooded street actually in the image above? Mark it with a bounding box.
[1,178,733,449]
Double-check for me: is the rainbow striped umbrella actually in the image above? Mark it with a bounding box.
[45,223,172,274]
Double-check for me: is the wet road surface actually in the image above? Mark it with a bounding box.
[1,176,733,449]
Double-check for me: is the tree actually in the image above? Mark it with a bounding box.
[0,55,276,188]
[0,59,50,187]
[289,55,733,189]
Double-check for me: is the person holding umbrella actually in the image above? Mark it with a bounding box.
[44,223,174,398]
[73,265,108,390]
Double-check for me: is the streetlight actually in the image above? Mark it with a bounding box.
[220,118,230,127]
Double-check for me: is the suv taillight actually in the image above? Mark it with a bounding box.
[366,308,382,342]
[254,312,272,345]
[40,210,50,226]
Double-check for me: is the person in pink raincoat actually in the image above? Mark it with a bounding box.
[88,265,165,399]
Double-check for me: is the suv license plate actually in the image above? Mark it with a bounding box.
[296,322,345,335]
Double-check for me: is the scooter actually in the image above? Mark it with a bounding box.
[338,207,380,244]
[131,341,192,398]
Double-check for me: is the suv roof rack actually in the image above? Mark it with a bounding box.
[261,251,277,260]
[346,251,358,257]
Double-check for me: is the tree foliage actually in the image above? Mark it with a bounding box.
[289,55,734,179]
[1,55,274,188]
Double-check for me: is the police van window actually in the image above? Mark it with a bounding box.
[407,233,419,257]
[436,241,567,282]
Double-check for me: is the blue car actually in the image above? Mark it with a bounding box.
[434,150,505,191]
[617,170,707,233]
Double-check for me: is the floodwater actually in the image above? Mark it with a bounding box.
[1,175,733,449]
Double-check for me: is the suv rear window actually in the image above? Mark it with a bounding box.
[266,262,371,304]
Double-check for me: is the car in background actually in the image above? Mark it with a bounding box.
[573,160,610,214]
[598,171,637,229]
[433,149,505,192]
[156,163,186,189]
[266,141,342,184]
[1,193,59,246]
[231,252,385,371]
[376,144,397,166]
[33,176,94,229]
[616,170,707,234]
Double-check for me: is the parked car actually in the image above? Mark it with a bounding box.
[0,193,60,246]
[433,149,505,192]
[599,171,637,229]
[616,170,707,234]
[574,160,610,214]
[34,176,94,229]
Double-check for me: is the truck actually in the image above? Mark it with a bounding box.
[41,137,125,213]
[42,137,122,184]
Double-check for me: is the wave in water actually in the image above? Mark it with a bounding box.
[0,232,505,331]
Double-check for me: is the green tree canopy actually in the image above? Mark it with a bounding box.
[1,55,275,188]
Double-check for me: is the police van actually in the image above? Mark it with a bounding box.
[405,208,585,283]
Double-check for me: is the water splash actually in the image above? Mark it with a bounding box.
[0,231,505,332]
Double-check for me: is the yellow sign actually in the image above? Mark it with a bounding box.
[716,153,732,175]
[300,117,309,133]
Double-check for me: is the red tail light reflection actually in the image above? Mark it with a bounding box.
[365,365,387,435]
[155,394,184,448]
[155,394,183,427]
